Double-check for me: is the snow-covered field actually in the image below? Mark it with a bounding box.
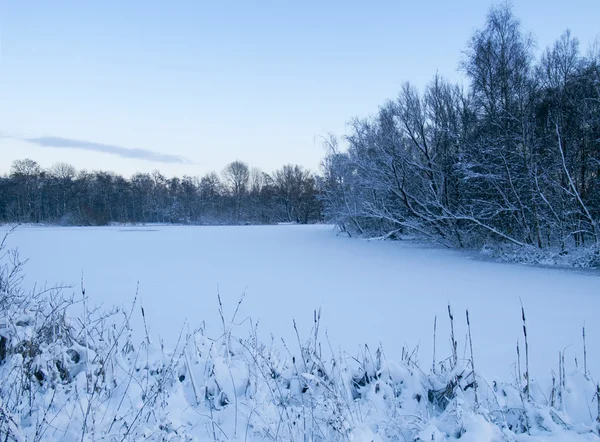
[6,224,599,381]
[3,223,600,441]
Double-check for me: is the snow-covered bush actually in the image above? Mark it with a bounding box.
[481,243,600,269]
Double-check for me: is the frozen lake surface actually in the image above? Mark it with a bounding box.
[5,224,600,380]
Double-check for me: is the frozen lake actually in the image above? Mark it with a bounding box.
[5,224,600,381]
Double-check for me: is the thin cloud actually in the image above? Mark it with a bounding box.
[24,136,192,164]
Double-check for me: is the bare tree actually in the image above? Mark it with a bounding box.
[9,159,43,222]
[222,161,250,222]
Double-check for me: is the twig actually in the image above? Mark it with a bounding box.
[140,287,151,345]
[432,315,437,374]
[520,301,530,401]
[185,351,200,405]
[583,325,588,379]
[466,309,478,407]
[596,384,600,424]
[448,304,457,369]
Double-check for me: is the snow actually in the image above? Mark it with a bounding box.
[3,223,600,441]
[5,223,600,383]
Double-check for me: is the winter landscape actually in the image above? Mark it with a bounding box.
[2,1,600,441]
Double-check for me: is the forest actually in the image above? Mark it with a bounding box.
[0,159,322,225]
[321,5,599,256]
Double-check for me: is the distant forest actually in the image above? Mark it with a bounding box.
[2,4,599,259]
[321,4,600,253]
[0,159,322,225]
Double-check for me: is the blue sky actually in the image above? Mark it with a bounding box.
[0,0,598,177]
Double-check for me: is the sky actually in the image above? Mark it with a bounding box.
[0,1,598,178]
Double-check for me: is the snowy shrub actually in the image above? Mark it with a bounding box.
[481,243,600,269]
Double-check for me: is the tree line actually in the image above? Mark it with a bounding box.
[321,4,600,252]
[0,159,322,225]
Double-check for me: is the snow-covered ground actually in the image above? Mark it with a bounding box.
[3,224,600,441]
[6,224,599,382]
